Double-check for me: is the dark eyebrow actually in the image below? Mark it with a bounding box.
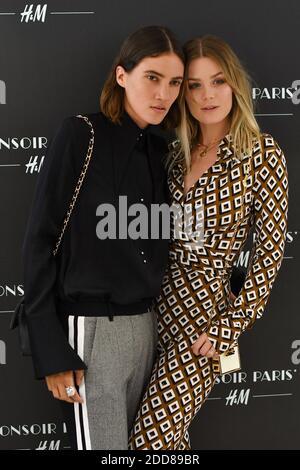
[144,70,183,80]
[188,71,223,81]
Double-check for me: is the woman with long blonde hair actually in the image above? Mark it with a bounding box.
[129,35,288,450]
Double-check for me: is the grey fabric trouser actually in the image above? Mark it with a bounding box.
[62,310,158,450]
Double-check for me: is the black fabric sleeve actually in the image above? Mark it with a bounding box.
[22,117,88,379]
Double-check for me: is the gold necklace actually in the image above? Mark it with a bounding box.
[195,130,230,158]
[195,138,221,158]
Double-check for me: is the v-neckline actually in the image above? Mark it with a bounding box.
[182,151,221,199]
[171,133,237,204]
[183,169,209,199]
[183,137,228,199]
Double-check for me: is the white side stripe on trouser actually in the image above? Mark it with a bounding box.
[68,315,92,450]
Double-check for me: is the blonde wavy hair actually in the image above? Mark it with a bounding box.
[169,35,260,172]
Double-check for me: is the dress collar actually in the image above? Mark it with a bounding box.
[217,133,251,167]
[119,110,152,138]
[170,132,250,171]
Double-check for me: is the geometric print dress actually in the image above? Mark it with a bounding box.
[128,133,288,450]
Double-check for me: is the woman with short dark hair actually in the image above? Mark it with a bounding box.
[22,25,184,450]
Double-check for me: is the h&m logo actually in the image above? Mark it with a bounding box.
[20,4,47,23]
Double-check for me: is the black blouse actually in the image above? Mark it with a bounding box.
[22,111,169,378]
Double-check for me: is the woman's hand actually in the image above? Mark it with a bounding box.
[45,370,84,404]
[192,292,237,359]
[191,332,219,359]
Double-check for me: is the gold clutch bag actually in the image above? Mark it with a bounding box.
[218,341,241,375]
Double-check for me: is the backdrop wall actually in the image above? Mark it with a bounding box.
[0,0,299,450]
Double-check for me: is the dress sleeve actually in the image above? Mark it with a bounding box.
[22,117,88,378]
[206,136,288,353]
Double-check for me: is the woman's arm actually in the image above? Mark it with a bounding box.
[205,136,288,354]
[23,117,88,379]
